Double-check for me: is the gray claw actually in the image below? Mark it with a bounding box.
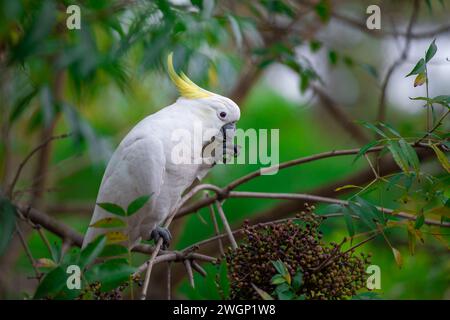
[150,226,172,249]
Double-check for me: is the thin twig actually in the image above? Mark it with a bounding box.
[415,110,450,145]
[184,260,195,288]
[140,184,222,300]
[8,133,70,198]
[192,260,207,278]
[206,194,225,256]
[16,223,41,282]
[377,0,420,123]
[167,262,172,300]
[215,201,238,250]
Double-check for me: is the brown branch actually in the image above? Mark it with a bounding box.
[312,85,370,144]
[377,0,420,122]
[331,7,449,39]
[177,143,435,218]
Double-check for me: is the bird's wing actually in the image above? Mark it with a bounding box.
[82,135,166,248]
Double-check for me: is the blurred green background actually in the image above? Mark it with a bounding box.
[0,0,449,299]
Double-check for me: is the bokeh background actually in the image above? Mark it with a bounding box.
[0,0,449,299]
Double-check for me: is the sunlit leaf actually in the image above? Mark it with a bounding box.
[251,283,274,300]
[34,258,57,269]
[414,72,426,87]
[105,231,128,244]
[335,185,362,192]
[270,274,286,285]
[392,247,403,268]
[430,144,450,173]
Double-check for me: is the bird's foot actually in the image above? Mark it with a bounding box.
[150,226,172,250]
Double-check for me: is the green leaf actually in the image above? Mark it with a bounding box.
[127,194,152,216]
[10,88,38,123]
[277,289,295,300]
[97,202,126,216]
[292,271,303,291]
[309,40,322,52]
[352,292,382,300]
[227,14,243,49]
[358,121,387,138]
[33,266,67,299]
[406,58,425,77]
[379,122,402,138]
[356,197,385,225]
[353,140,379,163]
[272,260,287,276]
[90,217,126,229]
[342,206,355,237]
[0,197,17,256]
[414,213,425,230]
[430,144,450,173]
[328,50,338,65]
[360,63,378,79]
[425,39,437,63]
[99,244,129,258]
[79,235,106,269]
[348,201,376,230]
[315,0,331,22]
[85,259,136,292]
[388,140,410,174]
[270,274,286,285]
[399,139,420,174]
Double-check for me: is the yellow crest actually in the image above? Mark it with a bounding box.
[167,52,214,99]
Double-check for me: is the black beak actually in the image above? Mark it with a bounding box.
[221,122,236,164]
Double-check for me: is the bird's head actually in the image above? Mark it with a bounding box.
[167,53,240,142]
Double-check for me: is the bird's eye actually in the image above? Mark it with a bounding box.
[219,112,227,118]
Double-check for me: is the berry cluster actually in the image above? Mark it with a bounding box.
[76,274,143,300]
[226,205,371,300]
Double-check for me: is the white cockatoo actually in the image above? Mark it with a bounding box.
[82,53,240,249]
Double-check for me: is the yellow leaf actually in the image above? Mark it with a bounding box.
[431,144,450,173]
[430,227,449,250]
[90,217,126,229]
[392,247,403,268]
[251,283,274,300]
[414,72,426,87]
[105,231,128,244]
[34,258,57,268]
[334,185,362,192]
